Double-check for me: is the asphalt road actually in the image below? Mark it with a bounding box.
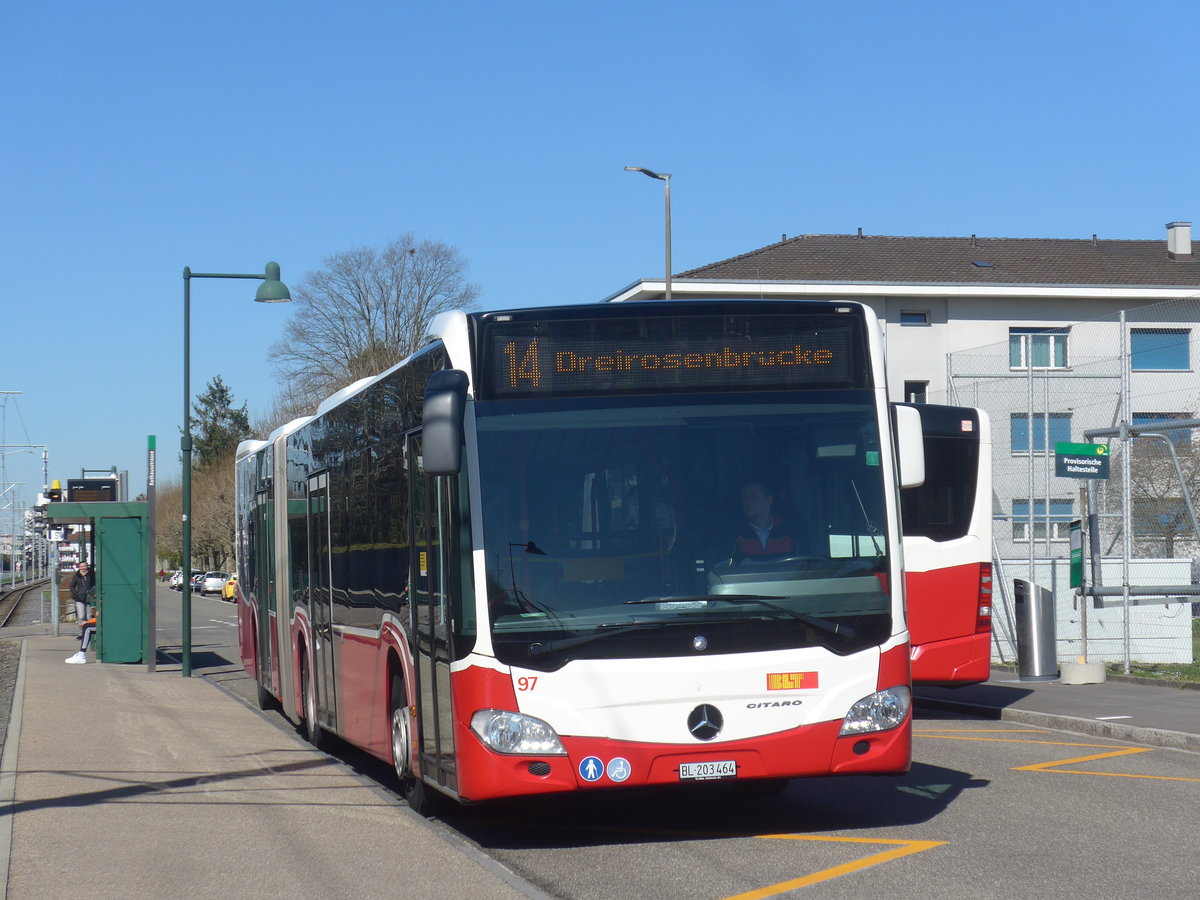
[80,587,1200,898]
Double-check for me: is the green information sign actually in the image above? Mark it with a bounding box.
[1055,442,1110,479]
[1069,519,1082,588]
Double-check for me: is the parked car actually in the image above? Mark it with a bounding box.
[172,570,202,591]
[222,575,237,601]
[200,571,230,595]
[190,573,205,592]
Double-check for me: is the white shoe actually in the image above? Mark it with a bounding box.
[65,652,87,664]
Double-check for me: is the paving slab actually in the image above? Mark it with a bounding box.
[1,637,539,900]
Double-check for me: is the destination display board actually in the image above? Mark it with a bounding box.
[67,478,118,502]
[480,311,869,399]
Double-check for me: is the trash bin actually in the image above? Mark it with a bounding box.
[1014,578,1058,681]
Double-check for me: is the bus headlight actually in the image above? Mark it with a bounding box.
[839,686,911,735]
[471,709,567,755]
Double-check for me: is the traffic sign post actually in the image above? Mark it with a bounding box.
[1062,515,1105,684]
[1056,445,1110,683]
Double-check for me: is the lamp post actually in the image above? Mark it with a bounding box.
[181,261,290,677]
[624,166,672,301]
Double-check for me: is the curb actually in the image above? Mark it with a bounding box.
[989,664,1200,693]
[0,641,28,900]
[914,694,1200,753]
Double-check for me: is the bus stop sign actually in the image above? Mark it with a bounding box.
[1055,442,1110,479]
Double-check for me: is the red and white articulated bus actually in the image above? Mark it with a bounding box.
[235,300,927,813]
[898,403,993,685]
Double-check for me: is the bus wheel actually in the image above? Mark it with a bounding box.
[254,661,275,711]
[390,675,440,817]
[300,651,325,749]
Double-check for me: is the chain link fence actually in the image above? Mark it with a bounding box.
[933,296,1200,679]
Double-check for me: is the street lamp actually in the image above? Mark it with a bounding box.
[181,261,290,677]
[624,166,672,301]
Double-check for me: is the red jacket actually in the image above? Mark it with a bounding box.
[734,515,797,559]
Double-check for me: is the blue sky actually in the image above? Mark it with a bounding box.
[1,1,1197,517]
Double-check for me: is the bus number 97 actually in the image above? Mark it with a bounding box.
[516,676,538,691]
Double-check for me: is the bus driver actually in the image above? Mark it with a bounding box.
[733,481,799,562]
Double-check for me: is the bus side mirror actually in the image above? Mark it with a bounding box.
[893,404,925,488]
[422,369,469,475]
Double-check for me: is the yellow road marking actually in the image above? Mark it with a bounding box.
[914,728,1046,735]
[921,734,1130,748]
[1014,747,1200,781]
[917,730,1200,782]
[1014,747,1151,770]
[721,836,946,900]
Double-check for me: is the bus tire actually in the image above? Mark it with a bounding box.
[300,650,325,749]
[255,664,276,711]
[390,674,441,817]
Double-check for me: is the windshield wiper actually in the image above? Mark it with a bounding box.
[527,622,664,658]
[851,479,886,559]
[627,595,856,640]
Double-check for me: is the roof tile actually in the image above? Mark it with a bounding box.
[679,233,1200,287]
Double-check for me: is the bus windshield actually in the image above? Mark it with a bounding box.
[475,391,892,669]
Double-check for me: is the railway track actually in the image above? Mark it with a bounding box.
[0,579,50,628]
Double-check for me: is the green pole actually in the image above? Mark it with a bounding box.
[180,263,290,677]
[147,435,157,674]
[182,269,192,677]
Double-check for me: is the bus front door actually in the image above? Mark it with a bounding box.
[407,433,458,795]
[307,472,337,730]
[253,490,275,694]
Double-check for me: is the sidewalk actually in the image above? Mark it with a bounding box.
[0,637,539,900]
[914,667,1200,752]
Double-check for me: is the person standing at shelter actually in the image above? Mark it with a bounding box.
[66,606,96,664]
[69,562,95,626]
[66,561,96,664]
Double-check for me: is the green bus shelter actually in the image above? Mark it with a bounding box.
[47,502,148,664]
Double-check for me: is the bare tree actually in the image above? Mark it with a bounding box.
[154,456,237,573]
[1101,428,1200,558]
[269,234,480,403]
[156,480,181,568]
[253,380,321,438]
[191,450,237,571]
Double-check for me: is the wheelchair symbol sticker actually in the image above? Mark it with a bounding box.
[606,757,631,782]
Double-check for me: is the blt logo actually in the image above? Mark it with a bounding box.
[767,671,819,691]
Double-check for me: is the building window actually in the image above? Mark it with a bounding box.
[1009,327,1068,369]
[1132,412,1193,448]
[1012,499,1074,542]
[1010,413,1071,454]
[1130,328,1190,371]
[904,381,928,403]
[900,311,930,326]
